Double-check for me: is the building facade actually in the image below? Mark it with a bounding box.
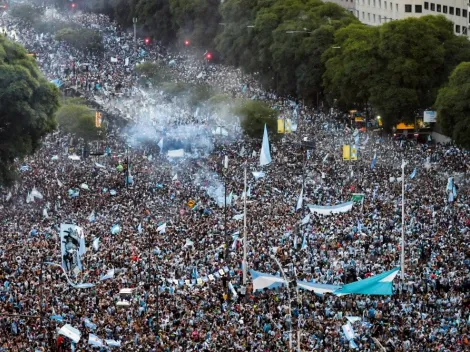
[354,0,469,36]
[325,0,356,13]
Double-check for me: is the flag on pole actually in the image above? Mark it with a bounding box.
[172,173,178,181]
[370,152,376,169]
[157,138,163,153]
[137,223,142,234]
[157,223,166,234]
[301,214,310,225]
[88,210,96,223]
[259,124,272,166]
[301,234,307,250]
[409,168,416,179]
[110,224,121,235]
[296,187,303,211]
[92,238,100,251]
[100,269,115,281]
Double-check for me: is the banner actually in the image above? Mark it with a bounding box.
[351,193,365,203]
[308,201,353,216]
[60,224,86,273]
[423,110,436,123]
[343,145,350,160]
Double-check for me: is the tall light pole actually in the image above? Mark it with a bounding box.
[401,160,407,281]
[270,255,293,352]
[242,164,248,285]
[133,18,138,43]
[223,156,229,261]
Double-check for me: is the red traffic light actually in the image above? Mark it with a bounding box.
[206,53,212,60]
[145,38,150,44]
[71,3,75,8]
[184,40,190,46]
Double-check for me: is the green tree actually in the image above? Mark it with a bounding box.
[56,99,103,142]
[369,16,468,130]
[0,36,60,185]
[10,4,43,24]
[135,62,171,85]
[434,62,470,149]
[135,0,175,45]
[234,100,278,138]
[56,28,104,53]
[169,0,221,47]
[188,83,214,106]
[322,24,380,114]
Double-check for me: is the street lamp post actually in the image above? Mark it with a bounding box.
[133,18,138,43]
[401,160,407,282]
[242,164,248,285]
[223,156,229,261]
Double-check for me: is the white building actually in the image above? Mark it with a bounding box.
[325,0,356,13]
[354,0,469,36]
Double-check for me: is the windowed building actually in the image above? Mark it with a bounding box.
[354,0,469,36]
[325,0,356,13]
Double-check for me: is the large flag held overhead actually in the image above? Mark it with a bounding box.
[259,124,272,166]
[334,267,400,295]
[249,269,286,291]
[308,201,353,216]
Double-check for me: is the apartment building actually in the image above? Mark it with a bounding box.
[354,0,469,36]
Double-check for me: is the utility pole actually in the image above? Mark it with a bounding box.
[133,18,138,43]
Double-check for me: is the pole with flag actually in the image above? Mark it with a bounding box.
[260,124,272,166]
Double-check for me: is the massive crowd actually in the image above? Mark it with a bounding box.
[1,5,470,352]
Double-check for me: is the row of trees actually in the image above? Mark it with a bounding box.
[0,31,102,185]
[61,0,470,147]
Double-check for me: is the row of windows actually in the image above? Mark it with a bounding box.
[357,11,468,35]
[358,0,469,19]
[423,2,467,18]
[359,11,394,22]
[456,24,468,34]
[359,0,398,11]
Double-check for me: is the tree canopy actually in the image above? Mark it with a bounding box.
[434,62,470,149]
[56,28,104,53]
[56,98,103,142]
[234,100,278,138]
[323,15,470,130]
[0,35,60,185]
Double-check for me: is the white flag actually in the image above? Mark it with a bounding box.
[88,333,104,347]
[57,179,63,187]
[296,187,303,211]
[259,124,272,166]
[31,187,43,200]
[157,138,163,152]
[172,173,178,181]
[157,223,166,234]
[92,238,100,251]
[100,269,115,281]
[301,213,310,225]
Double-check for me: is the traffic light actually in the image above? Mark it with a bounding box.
[95,112,102,128]
[144,38,150,44]
[205,52,212,60]
[184,40,190,46]
[71,3,75,8]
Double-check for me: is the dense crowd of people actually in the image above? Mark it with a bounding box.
[1,5,470,352]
